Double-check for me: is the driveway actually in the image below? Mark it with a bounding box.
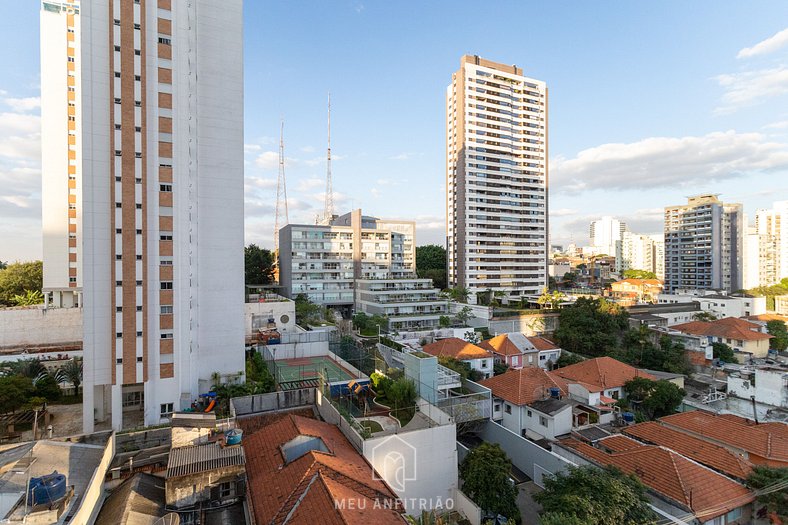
[516,481,543,525]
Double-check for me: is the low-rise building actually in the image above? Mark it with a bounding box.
[776,295,788,315]
[422,338,494,379]
[355,278,447,331]
[480,367,572,441]
[671,317,773,362]
[551,356,655,404]
[657,290,766,318]
[609,278,663,305]
[727,366,788,409]
[479,333,561,369]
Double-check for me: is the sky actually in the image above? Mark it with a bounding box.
[2,1,788,261]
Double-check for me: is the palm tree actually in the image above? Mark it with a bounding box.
[56,358,83,395]
[4,358,45,379]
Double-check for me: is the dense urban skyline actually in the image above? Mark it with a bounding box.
[2,2,788,260]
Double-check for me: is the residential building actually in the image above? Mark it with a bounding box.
[555,434,754,524]
[609,278,663,305]
[479,333,561,369]
[40,0,245,432]
[742,225,761,289]
[776,295,788,315]
[659,411,788,467]
[589,216,627,258]
[754,201,788,285]
[422,337,494,378]
[671,317,773,362]
[446,55,548,303]
[651,234,665,280]
[551,356,655,411]
[727,366,788,409]
[480,367,572,440]
[664,194,744,293]
[656,289,766,318]
[278,209,446,329]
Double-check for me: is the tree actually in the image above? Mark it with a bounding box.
[11,289,44,306]
[459,443,520,522]
[352,312,370,331]
[746,277,788,310]
[294,294,322,325]
[493,362,509,376]
[622,269,657,280]
[746,466,788,521]
[454,306,473,326]
[712,342,737,363]
[447,286,470,304]
[561,272,579,288]
[244,244,274,286]
[623,378,685,420]
[692,311,718,322]
[537,288,566,309]
[57,358,83,395]
[766,320,788,351]
[245,351,275,393]
[33,374,62,402]
[534,465,656,525]
[0,376,35,414]
[0,261,43,306]
[369,314,389,333]
[416,245,447,289]
[554,298,629,357]
[4,358,45,379]
[0,261,6,270]
[439,315,451,328]
[554,352,584,369]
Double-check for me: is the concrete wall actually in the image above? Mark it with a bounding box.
[0,307,82,348]
[166,464,245,508]
[488,313,560,336]
[477,420,573,487]
[231,388,316,417]
[245,300,296,335]
[454,489,482,525]
[70,432,115,525]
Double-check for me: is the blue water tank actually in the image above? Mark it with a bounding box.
[622,412,635,423]
[225,429,243,446]
[549,387,561,398]
[28,471,67,506]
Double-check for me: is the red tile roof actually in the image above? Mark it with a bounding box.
[559,438,755,521]
[551,357,655,390]
[672,317,773,342]
[597,434,644,452]
[422,337,491,360]
[623,421,753,480]
[528,336,560,351]
[242,414,404,525]
[479,334,523,357]
[478,367,568,406]
[613,279,663,287]
[659,411,788,467]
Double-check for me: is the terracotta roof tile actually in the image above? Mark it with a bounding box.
[479,367,568,406]
[552,356,655,390]
[672,318,773,342]
[422,337,491,360]
[559,438,754,521]
[623,421,753,480]
[527,336,560,351]
[659,411,788,466]
[597,434,644,452]
[479,334,523,357]
[479,334,560,357]
[242,414,404,525]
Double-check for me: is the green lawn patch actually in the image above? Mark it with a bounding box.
[360,420,384,433]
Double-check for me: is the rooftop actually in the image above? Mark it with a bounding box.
[166,442,246,478]
[528,397,571,416]
[479,333,559,357]
[479,367,568,406]
[551,356,655,390]
[94,473,167,525]
[422,337,491,361]
[671,317,773,342]
[558,437,755,522]
[242,413,403,525]
[659,411,788,466]
[623,421,753,480]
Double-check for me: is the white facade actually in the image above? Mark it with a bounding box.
[590,216,627,259]
[616,231,662,276]
[245,299,296,336]
[446,55,548,302]
[492,398,572,441]
[752,202,788,286]
[355,279,447,331]
[727,368,788,408]
[743,226,761,290]
[41,0,244,432]
[651,234,665,280]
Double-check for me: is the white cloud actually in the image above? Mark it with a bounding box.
[244,143,262,154]
[370,188,380,198]
[245,176,277,190]
[552,130,788,194]
[296,178,323,191]
[715,67,788,114]
[737,27,788,59]
[764,120,788,130]
[254,151,279,170]
[388,153,411,161]
[300,146,315,153]
[550,208,577,217]
[4,97,40,112]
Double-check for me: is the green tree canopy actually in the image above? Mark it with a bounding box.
[415,245,446,289]
[535,466,656,525]
[712,342,737,363]
[459,443,520,522]
[554,298,629,357]
[622,269,657,280]
[0,261,43,306]
[294,294,322,325]
[766,320,788,351]
[746,277,788,310]
[0,376,35,414]
[244,244,274,286]
[623,378,685,420]
[746,466,788,521]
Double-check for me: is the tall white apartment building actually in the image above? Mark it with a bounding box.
[615,231,654,274]
[40,0,244,432]
[651,234,665,280]
[446,55,548,303]
[664,195,743,293]
[754,202,787,285]
[590,216,627,257]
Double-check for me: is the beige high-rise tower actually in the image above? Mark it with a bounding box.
[40,0,245,432]
[446,55,548,303]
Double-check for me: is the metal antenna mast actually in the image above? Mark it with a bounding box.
[274,119,289,251]
[323,93,334,223]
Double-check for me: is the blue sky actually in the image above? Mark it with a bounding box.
[2,1,788,261]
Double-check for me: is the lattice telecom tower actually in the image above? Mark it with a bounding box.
[322,93,334,224]
[274,119,289,251]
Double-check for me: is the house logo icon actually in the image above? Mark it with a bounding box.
[369,434,417,493]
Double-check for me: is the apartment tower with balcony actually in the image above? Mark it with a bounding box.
[40,0,244,432]
[664,195,743,293]
[446,55,548,304]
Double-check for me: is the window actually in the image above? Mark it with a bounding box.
[539,354,546,360]
[158,37,171,45]
[481,360,488,368]
[161,281,173,290]
[136,331,142,336]
[160,184,172,192]
[134,49,141,56]
[725,508,742,522]
[137,356,143,362]
[504,404,512,414]
[160,403,174,417]
[526,410,532,417]
[160,234,173,241]
[161,333,173,339]
[136,280,142,286]
[161,305,173,314]
[115,150,122,156]
[539,415,548,427]
[136,255,143,260]
[116,254,122,260]
[122,391,142,407]
[116,228,122,234]
[116,306,122,312]
[136,229,142,234]
[134,23,140,30]
[114,71,121,78]
[136,204,142,209]
[116,358,123,364]
[136,306,143,312]
[116,332,123,338]
[116,280,122,286]
[134,75,141,81]
[114,45,120,52]
[115,123,121,129]
[115,202,122,208]
[219,482,233,499]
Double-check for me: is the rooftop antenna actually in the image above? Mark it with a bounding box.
[323,93,334,224]
[274,118,289,251]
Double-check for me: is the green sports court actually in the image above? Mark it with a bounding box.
[274,356,357,389]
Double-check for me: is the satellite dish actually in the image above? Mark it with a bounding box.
[154,513,180,525]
